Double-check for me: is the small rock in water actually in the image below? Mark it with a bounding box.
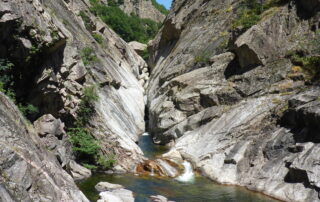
[150,195,175,202]
[97,189,134,202]
[95,182,124,192]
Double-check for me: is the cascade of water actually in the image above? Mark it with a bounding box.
[175,161,195,183]
[150,167,155,176]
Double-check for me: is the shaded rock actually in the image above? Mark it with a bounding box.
[95,182,124,192]
[68,160,92,181]
[34,114,65,137]
[34,114,73,168]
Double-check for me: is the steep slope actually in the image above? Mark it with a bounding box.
[147,0,320,201]
[0,92,89,202]
[0,0,147,172]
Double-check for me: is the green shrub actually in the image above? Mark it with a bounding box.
[288,31,320,79]
[0,59,15,101]
[194,51,211,64]
[141,48,150,61]
[232,0,285,31]
[18,103,39,119]
[68,85,116,170]
[80,47,98,66]
[92,33,104,44]
[68,127,100,156]
[79,11,95,31]
[89,3,160,43]
[96,154,116,169]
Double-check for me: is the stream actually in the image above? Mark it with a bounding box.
[78,133,278,202]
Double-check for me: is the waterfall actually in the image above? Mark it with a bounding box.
[175,161,195,183]
[150,167,155,176]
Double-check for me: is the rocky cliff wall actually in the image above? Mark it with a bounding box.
[0,92,89,202]
[147,0,320,201]
[119,0,166,22]
[0,0,147,173]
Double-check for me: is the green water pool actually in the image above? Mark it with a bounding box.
[78,134,278,202]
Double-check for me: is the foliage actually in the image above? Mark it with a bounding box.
[141,48,150,61]
[18,103,39,119]
[288,31,320,79]
[68,127,100,156]
[232,0,286,31]
[0,59,15,101]
[79,11,95,31]
[150,0,169,15]
[76,85,99,126]
[80,47,98,66]
[68,85,116,170]
[89,2,160,43]
[194,51,211,64]
[92,33,104,44]
[96,154,116,169]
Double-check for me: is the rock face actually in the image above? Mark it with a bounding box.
[147,0,320,201]
[34,114,73,168]
[0,0,148,172]
[119,0,166,22]
[0,93,89,202]
[129,41,148,55]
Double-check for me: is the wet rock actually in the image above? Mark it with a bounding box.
[95,182,124,192]
[136,159,180,177]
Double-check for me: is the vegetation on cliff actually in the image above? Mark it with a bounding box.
[89,0,161,43]
[232,0,287,31]
[68,85,116,170]
[0,59,39,120]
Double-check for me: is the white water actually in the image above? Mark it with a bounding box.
[142,132,150,136]
[175,161,195,183]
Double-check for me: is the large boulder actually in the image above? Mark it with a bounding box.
[128,41,147,55]
[95,182,124,192]
[34,114,73,167]
[97,188,134,202]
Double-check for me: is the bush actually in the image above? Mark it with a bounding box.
[68,85,116,170]
[79,11,95,31]
[89,2,160,43]
[141,48,150,61]
[68,127,100,156]
[288,31,320,79]
[232,0,285,31]
[92,33,104,44]
[80,47,98,66]
[18,103,39,119]
[96,154,116,169]
[194,51,211,64]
